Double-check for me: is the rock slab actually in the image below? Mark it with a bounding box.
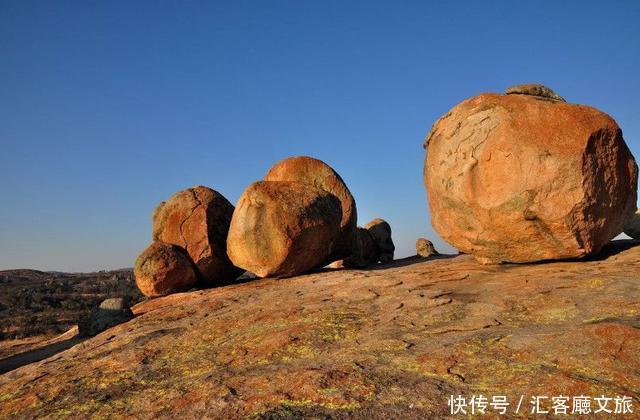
[3,241,639,418]
[423,89,638,263]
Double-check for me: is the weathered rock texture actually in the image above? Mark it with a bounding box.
[505,83,566,101]
[264,156,357,259]
[365,218,395,263]
[342,227,378,268]
[227,181,342,278]
[152,186,242,285]
[424,90,638,264]
[2,240,639,418]
[98,297,130,311]
[624,209,640,239]
[416,238,438,258]
[134,242,198,297]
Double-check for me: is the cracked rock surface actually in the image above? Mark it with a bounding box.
[423,91,637,264]
[152,186,242,285]
[1,240,639,418]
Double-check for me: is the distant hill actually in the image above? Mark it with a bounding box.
[0,269,51,282]
[0,268,142,343]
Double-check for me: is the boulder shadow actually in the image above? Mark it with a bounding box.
[515,239,640,266]
[316,253,460,274]
[366,253,459,270]
[0,336,87,375]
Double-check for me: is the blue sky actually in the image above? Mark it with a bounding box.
[1,1,639,271]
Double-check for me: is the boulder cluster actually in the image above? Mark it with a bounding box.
[133,83,638,297]
[423,84,638,264]
[134,186,241,297]
[134,156,395,297]
[333,220,396,269]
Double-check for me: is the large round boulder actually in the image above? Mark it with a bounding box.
[264,156,357,260]
[227,181,342,278]
[134,242,198,297]
[365,218,395,263]
[423,86,638,264]
[152,186,242,285]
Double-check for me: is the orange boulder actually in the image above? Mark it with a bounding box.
[423,87,638,263]
[134,242,198,297]
[265,156,357,260]
[152,186,242,285]
[227,181,342,278]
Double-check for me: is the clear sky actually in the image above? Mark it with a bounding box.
[1,1,639,271]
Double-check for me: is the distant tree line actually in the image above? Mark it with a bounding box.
[0,271,143,340]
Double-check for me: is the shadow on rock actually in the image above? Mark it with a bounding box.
[0,336,87,375]
[519,239,640,267]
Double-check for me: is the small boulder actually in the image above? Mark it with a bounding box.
[134,242,198,297]
[99,297,130,311]
[152,186,242,285]
[505,83,565,101]
[416,238,439,258]
[343,227,379,268]
[365,218,395,263]
[78,297,133,337]
[264,156,357,260]
[227,181,342,278]
[624,209,640,239]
